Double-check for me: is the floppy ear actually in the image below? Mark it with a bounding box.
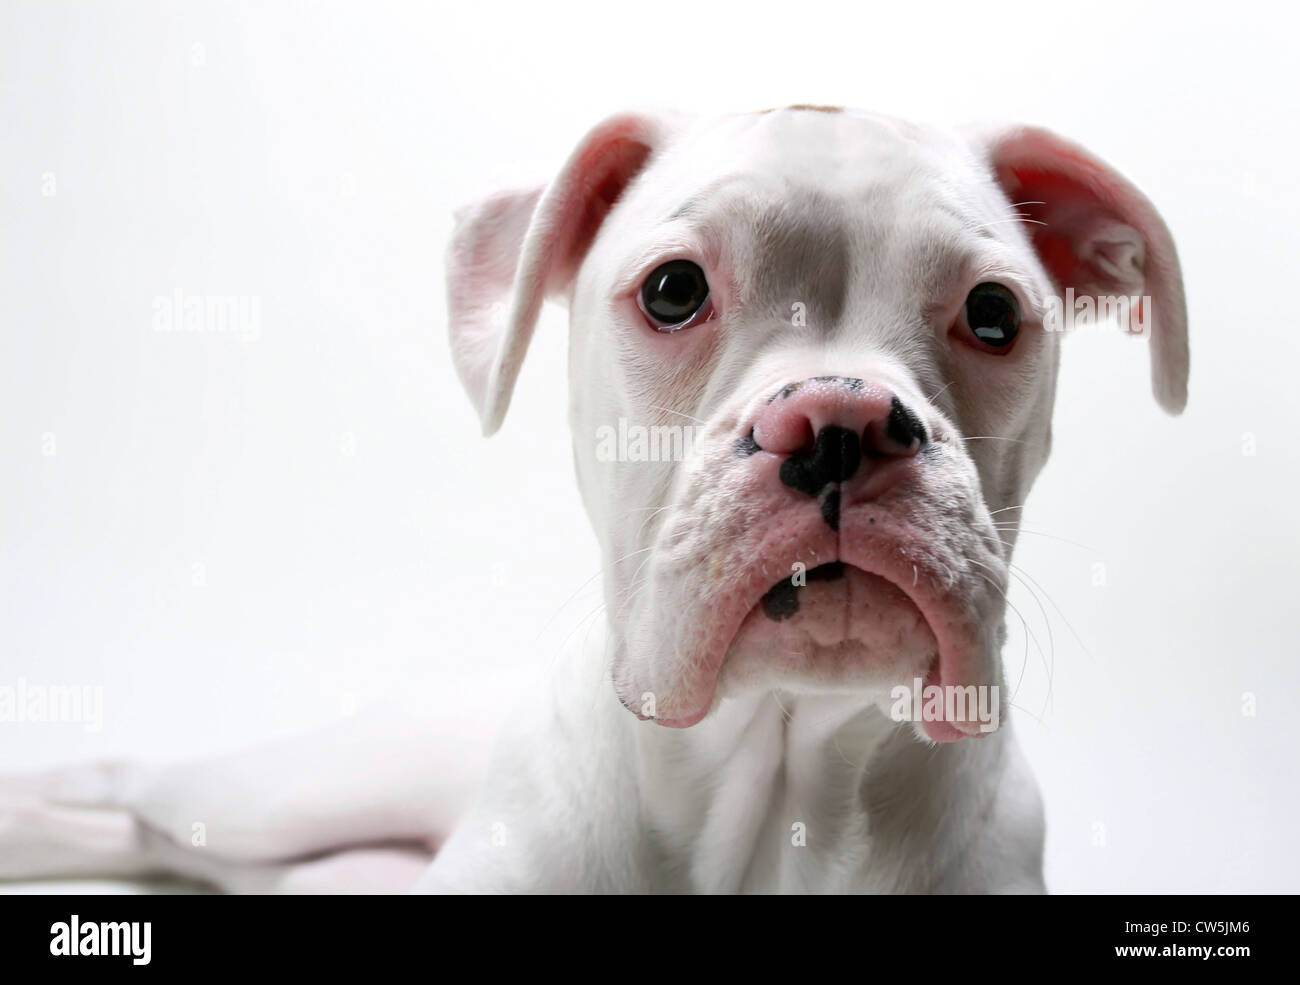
[973,125,1189,414]
[446,113,670,435]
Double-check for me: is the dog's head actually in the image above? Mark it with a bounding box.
[447,108,1187,740]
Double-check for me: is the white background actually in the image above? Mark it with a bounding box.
[2,0,1297,893]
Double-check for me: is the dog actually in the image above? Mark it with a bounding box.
[1,107,1187,893]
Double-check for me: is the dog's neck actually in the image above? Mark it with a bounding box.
[622,685,1026,893]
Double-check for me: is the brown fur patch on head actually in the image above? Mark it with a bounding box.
[754,104,845,115]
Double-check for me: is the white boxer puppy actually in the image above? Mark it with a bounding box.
[0,107,1187,893]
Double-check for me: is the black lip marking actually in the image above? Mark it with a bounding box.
[820,487,841,531]
[760,562,848,621]
[779,425,862,497]
[760,579,799,621]
[807,560,846,582]
[885,396,928,449]
[734,430,761,457]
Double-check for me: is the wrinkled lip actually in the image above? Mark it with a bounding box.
[644,500,993,742]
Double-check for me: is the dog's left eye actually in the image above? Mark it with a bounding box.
[963,283,1020,349]
[640,260,710,330]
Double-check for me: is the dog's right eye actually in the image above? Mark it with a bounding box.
[639,260,711,331]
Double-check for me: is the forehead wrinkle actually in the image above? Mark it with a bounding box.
[664,173,765,223]
[924,177,1055,299]
[896,201,1050,322]
[912,232,976,312]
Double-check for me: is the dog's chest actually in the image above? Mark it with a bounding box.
[641,697,907,893]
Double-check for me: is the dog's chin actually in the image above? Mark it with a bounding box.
[717,563,939,697]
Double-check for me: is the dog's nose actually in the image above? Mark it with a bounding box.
[749,376,927,497]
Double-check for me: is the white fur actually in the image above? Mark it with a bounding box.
[0,108,1187,894]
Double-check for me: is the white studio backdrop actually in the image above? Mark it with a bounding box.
[2,0,1297,892]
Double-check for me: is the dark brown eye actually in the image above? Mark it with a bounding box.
[965,283,1020,349]
[640,260,709,329]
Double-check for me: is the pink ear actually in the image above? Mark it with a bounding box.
[446,114,669,435]
[977,126,1189,414]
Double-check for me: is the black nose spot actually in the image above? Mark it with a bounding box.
[779,425,862,496]
[809,375,865,391]
[820,488,841,531]
[768,380,803,403]
[733,429,761,457]
[885,396,928,449]
[766,375,865,404]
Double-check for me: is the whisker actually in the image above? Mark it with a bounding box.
[635,506,671,541]
[974,216,1048,229]
[991,525,1097,553]
[1007,701,1048,726]
[1003,566,1056,717]
[551,598,607,670]
[927,379,958,403]
[968,560,1051,710]
[534,567,606,642]
[1009,560,1094,665]
[614,545,665,616]
[608,545,654,567]
[535,544,655,642]
[970,566,1034,706]
[645,404,707,425]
